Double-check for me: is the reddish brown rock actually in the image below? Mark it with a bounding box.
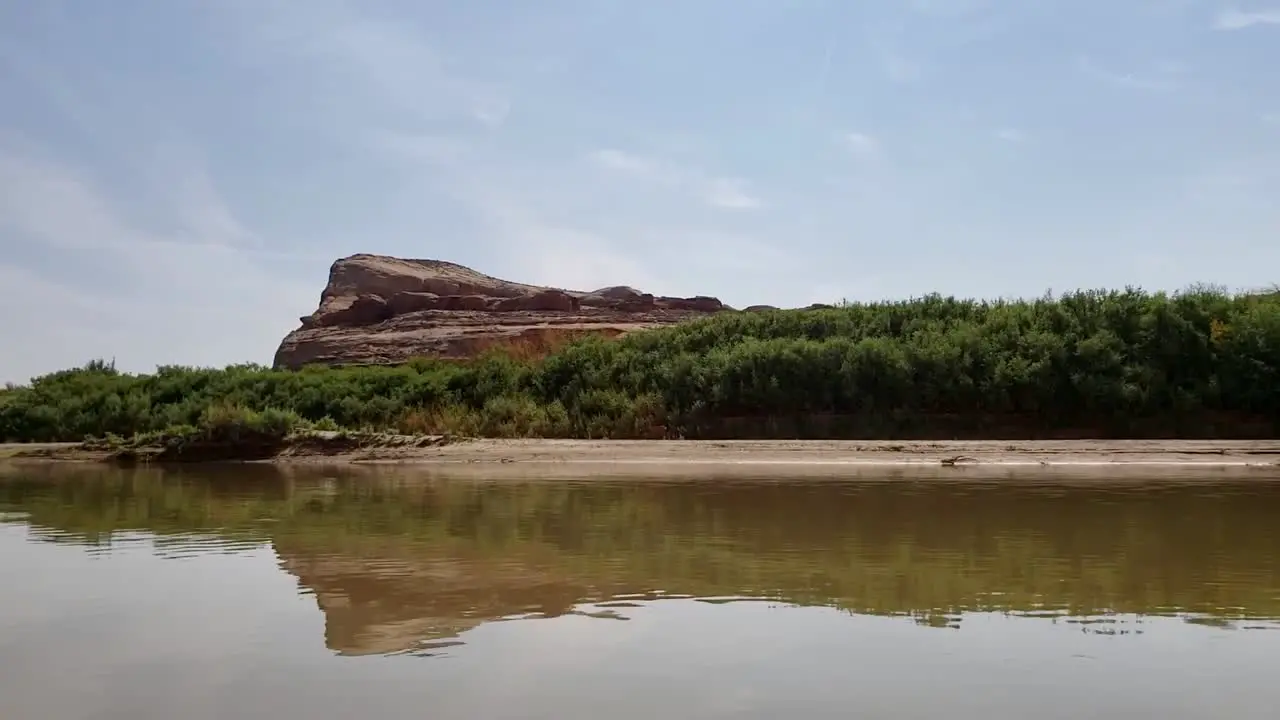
[665,296,726,313]
[307,294,392,328]
[386,291,442,315]
[493,289,580,312]
[273,254,741,369]
[446,295,491,311]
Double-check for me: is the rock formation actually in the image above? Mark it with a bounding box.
[273,254,734,368]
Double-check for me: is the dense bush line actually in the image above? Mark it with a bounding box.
[2,287,1278,442]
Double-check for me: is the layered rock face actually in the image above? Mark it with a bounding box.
[273,254,734,368]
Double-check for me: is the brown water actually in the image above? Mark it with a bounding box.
[3,466,1280,719]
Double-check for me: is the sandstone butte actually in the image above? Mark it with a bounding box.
[273,253,789,369]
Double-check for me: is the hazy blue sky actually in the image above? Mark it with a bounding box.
[2,1,1278,382]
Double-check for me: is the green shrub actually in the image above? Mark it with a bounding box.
[2,286,1277,441]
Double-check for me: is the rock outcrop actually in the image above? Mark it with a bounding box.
[273,254,734,368]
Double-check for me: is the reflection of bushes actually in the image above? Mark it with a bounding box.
[2,286,1278,441]
[6,471,1280,620]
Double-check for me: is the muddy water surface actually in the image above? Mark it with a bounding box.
[3,465,1280,719]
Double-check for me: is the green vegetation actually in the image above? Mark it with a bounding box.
[77,403,314,462]
[2,286,1278,443]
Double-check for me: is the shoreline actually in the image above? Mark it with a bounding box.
[3,438,1279,472]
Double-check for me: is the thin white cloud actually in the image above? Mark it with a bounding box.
[908,0,994,19]
[471,97,512,128]
[0,136,258,255]
[880,48,924,83]
[212,0,509,130]
[868,0,979,86]
[702,178,760,210]
[148,144,261,249]
[366,131,471,163]
[637,229,797,278]
[1213,8,1280,29]
[0,136,315,382]
[841,132,880,155]
[0,143,146,253]
[995,127,1025,143]
[450,180,666,293]
[424,148,797,303]
[1075,55,1180,91]
[0,265,132,384]
[1176,170,1273,218]
[216,1,774,302]
[589,149,660,176]
[588,149,761,210]
[861,20,926,84]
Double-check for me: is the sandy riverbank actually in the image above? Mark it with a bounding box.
[4,438,1279,470]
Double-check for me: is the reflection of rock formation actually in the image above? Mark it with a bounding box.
[269,475,1280,657]
[8,466,1280,658]
[275,549,596,656]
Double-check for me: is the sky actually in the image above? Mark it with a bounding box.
[1,0,1278,383]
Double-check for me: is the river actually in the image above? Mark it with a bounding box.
[2,464,1279,719]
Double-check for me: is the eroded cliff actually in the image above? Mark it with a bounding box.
[273,254,733,368]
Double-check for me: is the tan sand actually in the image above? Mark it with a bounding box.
[414,438,1280,463]
[4,439,1279,475]
[394,438,1280,475]
[3,439,1279,482]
